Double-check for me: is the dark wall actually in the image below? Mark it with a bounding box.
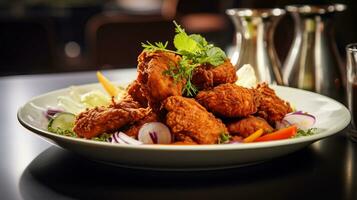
[0,0,356,76]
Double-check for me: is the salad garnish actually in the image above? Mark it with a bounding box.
[44,22,319,145]
[218,133,232,144]
[294,128,318,138]
[142,21,227,96]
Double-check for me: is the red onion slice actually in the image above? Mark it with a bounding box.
[44,107,64,120]
[118,132,143,145]
[283,112,316,130]
[107,132,142,145]
[275,119,292,129]
[138,122,172,144]
[112,132,126,144]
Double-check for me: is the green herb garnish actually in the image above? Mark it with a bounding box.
[48,127,78,138]
[49,127,111,142]
[173,21,201,54]
[142,21,227,96]
[294,128,318,138]
[218,132,232,144]
[141,41,176,54]
[163,57,199,96]
[92,133,112,142]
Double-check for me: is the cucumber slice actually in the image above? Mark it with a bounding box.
[48,112,76,133]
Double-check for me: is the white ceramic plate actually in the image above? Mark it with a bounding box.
[17,83,350,170]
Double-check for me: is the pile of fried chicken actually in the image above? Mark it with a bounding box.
[73,51,292,144]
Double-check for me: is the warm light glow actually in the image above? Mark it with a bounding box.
[65,41,81,58]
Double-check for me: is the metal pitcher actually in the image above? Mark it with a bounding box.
[226,8,285,85]
[282,4,346,102]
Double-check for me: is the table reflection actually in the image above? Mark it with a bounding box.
[20,145,320,200]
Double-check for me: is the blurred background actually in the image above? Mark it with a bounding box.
[0,0,354,76]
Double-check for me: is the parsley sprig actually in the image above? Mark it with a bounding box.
[163,59,199,96]
[49,127,111,142]
[218,132,232,144]
[92,133,112,142]
[48,127,77,138]
[141,41,176,54]
[142,21,227,96]
[293,128,318,138]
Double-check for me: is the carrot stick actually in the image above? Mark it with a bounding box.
[254,125,297,142]
[243,129,264,143]
[96,71,119,97]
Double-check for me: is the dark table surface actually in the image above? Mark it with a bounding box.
[1,69,357,200]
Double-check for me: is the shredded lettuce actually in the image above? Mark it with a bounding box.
[80,90,110,108]
[68,86,84,102]
[57,85,126,114]
[49,127,77,138]
[49,126,110,142]
[92,133,112,142]
[57,96,86,115]
[294,128,318,138]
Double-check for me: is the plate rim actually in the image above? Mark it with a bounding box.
[17,83,351,151]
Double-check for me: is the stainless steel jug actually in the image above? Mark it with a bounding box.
[226,8,285,85]
[282,4,346,102]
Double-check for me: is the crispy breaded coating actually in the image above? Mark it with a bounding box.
[163,96,227,144]
[192,60,237,90]
[137,51,184,111]
[123,111,159,138]
[226,116,273,138]
[172,134,198,145]
[127,80,148,107]
[255,83,292,123]
[73,96,150,139]
[195,83,258,118]
[231,135,243,143]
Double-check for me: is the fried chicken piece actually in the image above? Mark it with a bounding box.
[173,141,197,145]
[195,83,259,118]
[226,116,274,138]
[123,111,159,138]
[127,80,148,107]
[172,133,198,145]
[137,51,184,111]
[73,96,150,139]
[172,139,198,145]
[192,59,237,90]
[254,83,292,123]
[231,135,243,143]
[163,96,227,144]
